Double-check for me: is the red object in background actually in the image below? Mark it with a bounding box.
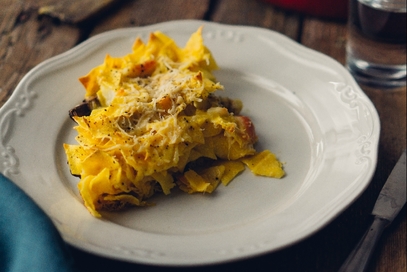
[262,0,348,20]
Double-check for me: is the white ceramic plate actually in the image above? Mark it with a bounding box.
[0,20,380,266]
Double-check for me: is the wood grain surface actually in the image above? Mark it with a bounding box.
[0,0,405,271]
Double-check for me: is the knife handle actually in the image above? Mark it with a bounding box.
[338,216,389,272]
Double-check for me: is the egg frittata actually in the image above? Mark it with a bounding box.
[64,27,284,217]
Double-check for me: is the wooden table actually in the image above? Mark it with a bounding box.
[1,1,405,271]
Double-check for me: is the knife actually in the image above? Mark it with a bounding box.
[339,149,406,272]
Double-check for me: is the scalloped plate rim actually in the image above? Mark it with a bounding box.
[0,20,380,266]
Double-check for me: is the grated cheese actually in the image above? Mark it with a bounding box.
[64,27,284,217]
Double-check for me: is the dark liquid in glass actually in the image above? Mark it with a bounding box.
[347,0,406,86]
[350,1,406,44]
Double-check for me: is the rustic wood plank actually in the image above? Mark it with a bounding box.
[89,0,211,36]
[36,0,120,24]
[0,0,80,107]
[375,213,407,272]
[362,86,407,164]
[210,0,301,41]
[300,17,347,64]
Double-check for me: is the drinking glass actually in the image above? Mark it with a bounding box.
[346,0,406,87]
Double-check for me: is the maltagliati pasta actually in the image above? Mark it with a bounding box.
[64,27,285,217]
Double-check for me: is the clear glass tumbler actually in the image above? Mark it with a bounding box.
[346,0,406,87]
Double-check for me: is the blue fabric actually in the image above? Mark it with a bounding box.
[0,174,74,272]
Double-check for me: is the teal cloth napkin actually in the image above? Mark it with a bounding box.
[0,174,74,272]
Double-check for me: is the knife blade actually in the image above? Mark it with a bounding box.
[339,149,406,272]
[372,149,406,221]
